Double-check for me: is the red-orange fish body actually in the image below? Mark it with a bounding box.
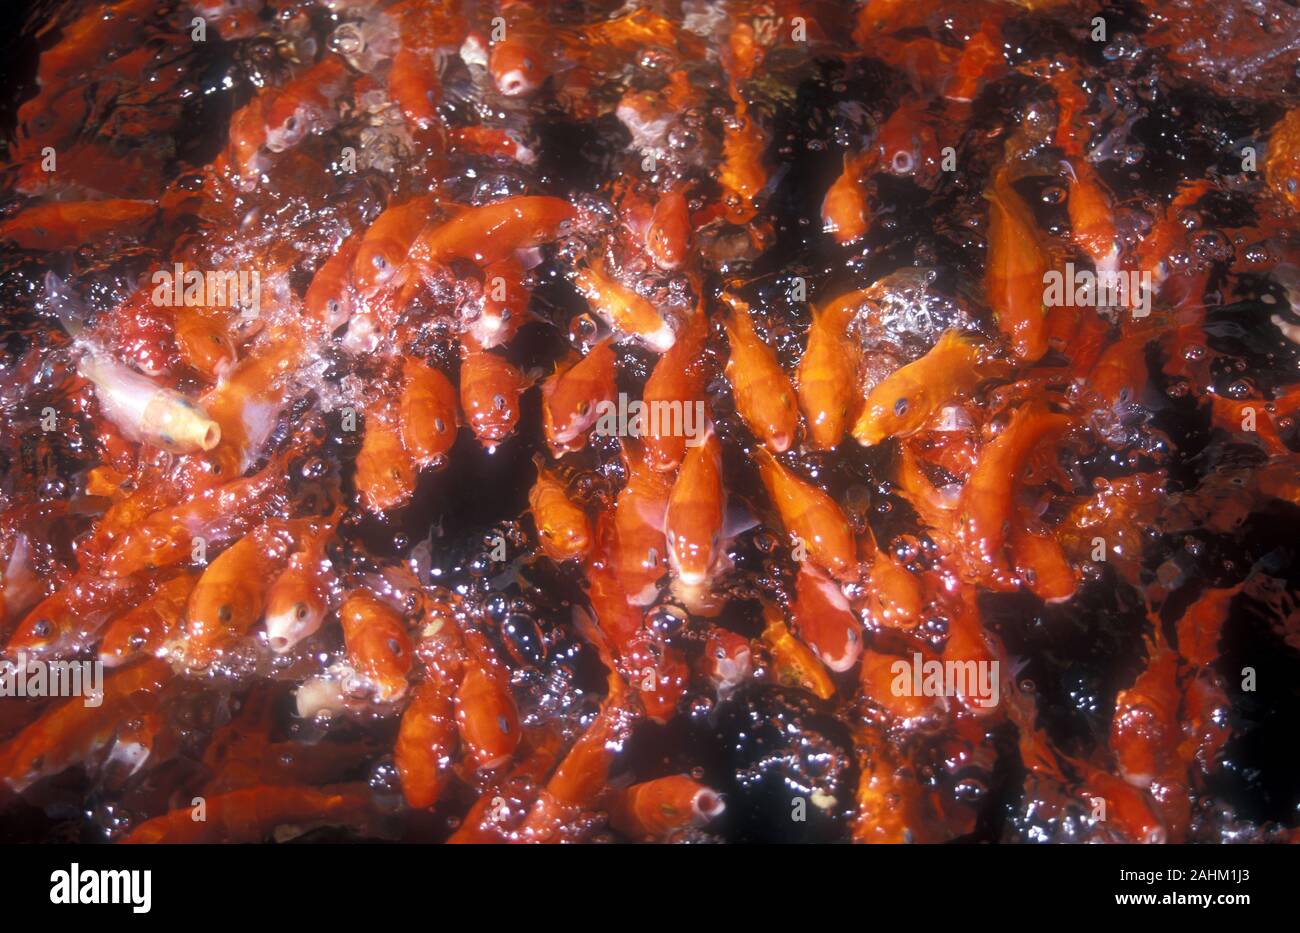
[791,563,862,671]
[353,195,436,295]
[184,524,293,664]
[459,344,526,447]
[415,195,575,267]
[642,301,709,472]
[754,446,859,581]
[356,398,418,513]
[400,357,459,467]
[395,678,458,807]
[613,440,672,605]
[0,659,172,793]
[7,574,144,657]
[98,572,197,667]
[541,339,616,455]
[340,591,414,703]
[723,295,799,452]
[985,166,1051,361]
[529,460,591,562]
[664,432,725,587]
[960,403,1069,577]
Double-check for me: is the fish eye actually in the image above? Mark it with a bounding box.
[493,393,507,411]
[295,602,309,620]
[576,401,590,415]
[218,604,233,623]
[498,714,512,734]
[327,299,339,314]
[33,618,52,638]
[434,418,446,432]
[894,397,909,417]
[387,638,403,655]
[372,254,387,270]
[499,309,511,321]
[128,632,147,649]
[285,116,298,131]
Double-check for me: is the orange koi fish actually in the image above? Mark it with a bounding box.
[541,339,616,454]
[1265,108,1300,213]
[720,92,767,223]
[985,165,1051,361]
[608,775,725,839]
[762,603,835,700]
[821,151,874,244]
[1076,764,1167,844]
[642,299,709,472]
[121,783,374,843]
[791,563,863,672]
[703,625,752,698]
[263,56,351,154]
[395,678,458,807]
[1111,631,1181,789]
[400,357,459,468]
[0,659,171,793]
[98,572,197,667]
[459,343,527,448]
[389,44,441,133]
[172,308,236,380]
[414,195,575,267]
[723,294,799,452]
[1009,523,1077,602]
[1064,159,1119,271]
[184,525,293,664]
[455,628,521,770]
[864,552,924,630]
[353,195,437,295]
[264,510,342,653]
[519,672,638,842]
[488,1,553,97]
[859,649,945,724]
[7,573,142,657]
[200,326,305,470]
[572,264,676,353]
[472,255,530,348]
[340,590,413,703]
[0,199,156,251]
[304,231,363,332]
[664,431,724,586]
[960,403,1069,576]
[613,439,672,605]
[646,190,692,270]
[529,458,591,562]
[853,330,988,446]
[102,448,290,577]
[357,399,418,513]
[753,445,859,581]
[796,299,860,449]
[852,722,941,843]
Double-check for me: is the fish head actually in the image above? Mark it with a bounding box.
[666,523,718,587]
[143,396,222,453]
[489,40,548,97]
[264,576,326,653]
[7,598,70,655]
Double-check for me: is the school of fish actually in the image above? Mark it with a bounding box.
[1,0,1299,843]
